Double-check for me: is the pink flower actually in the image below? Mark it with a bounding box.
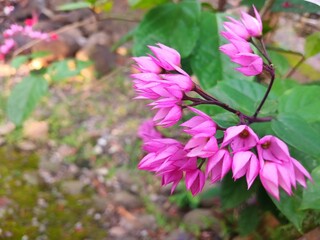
[148,43,182,72]
[258,135,312,200]
[161,73,194,92]
[181,107,217,137]
[138,139,184,171]
[241,6,263,38]
[291,157,312,188]
[206,149,232,183]
[161,170,184,194]
[185,169,206,196]
[151,99,182,128]
[132,56,162,73]
[257,135,291,164]
[138,119,162,142]
[185,134,218,158]
[232,151,259,188]
[222,125,259,152]
[222,17,250,40]
[234,53,263,76]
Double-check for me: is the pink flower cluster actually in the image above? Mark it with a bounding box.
[219,6,263,76]
[133,42,312,200]
[0,20,57,60]
[138,113,312,200]
[131,43,194,127]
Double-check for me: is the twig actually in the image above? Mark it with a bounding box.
[253,64,275,118]
[12,14,139,58]
[260,0,276,18]
[283,56,305,79]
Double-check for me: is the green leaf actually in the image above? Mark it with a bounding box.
[271,190,306,232]
[271,114,320,158]
[190,12,250,90]
[10,55,29,69]
[7,74,48,125]
[243,0,319,13]
[56,1,91,11]
[133,0,201,58]
[212,112,238,128]
[238,205,261,236]
[301,166,320,210]
[305,32,320,58]
[278,85,320,122]
[208,79,275,115]
[270,78,299,97]
[268,50,290,77]
[30,51,51,59]
[48,59,92,82]
[221,173,255,209]
[129,0,169,9]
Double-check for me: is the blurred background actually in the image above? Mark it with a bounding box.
[0,0,319,239]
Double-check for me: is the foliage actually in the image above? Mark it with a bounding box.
[7,55,92,126]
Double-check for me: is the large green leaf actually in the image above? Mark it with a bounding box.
[301,166,320,210]
[271,190,306,232]
[128,0,169,9]
[242,0,319,13]
[7,74,48,125]
[270,78,299,97]
[133,0,201,57]
[305,32,320,58]
[208,79,275,115]
[271,114,320,158]
[238,205,261,236]
[221,173,255,209]
[278,85,320,123]
[56,1,91,11]
[48,59,92,82]
[190,12,249,90]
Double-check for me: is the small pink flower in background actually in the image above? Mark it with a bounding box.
[185,169,206,196]
[3,5,14,15]
[206,149,232,183]
[222,125,259,152]
[240,6,263,37]
[0,39,15,56]
[232,151,259,188]
[138,119,162,143]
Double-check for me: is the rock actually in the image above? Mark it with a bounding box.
[92,195,108,212]
[76,44,116,76]
[113,191,143,210]
[0,137,6,146]
[60,180,86,195]
[23,120,48,141]
[39,158,61,173]
[109,226,127,238]
[0,122,15,135]
[166,229,196,240]
[298,227,320,240]
[23,171,39,185]
[17,141,37,151]
[183,209,216,231]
